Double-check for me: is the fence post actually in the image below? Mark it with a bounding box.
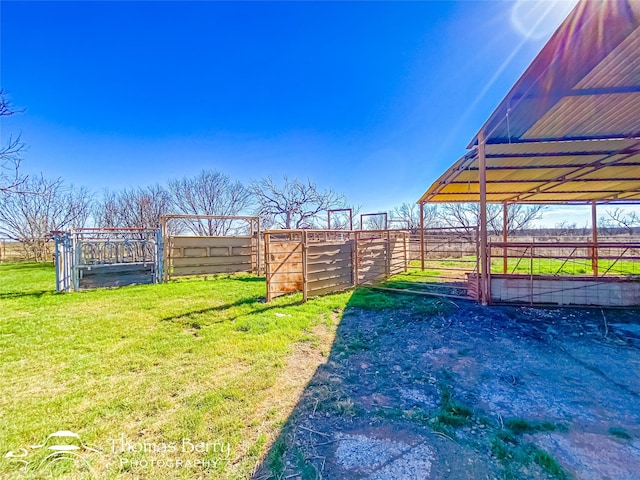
[302,231,308,303]
[265,233,272,302]
[354,232,360,286]
[72,232,79,291]
[386,231,391,278]
[54,234,61,292]
[591,200,599,276]
[155,228,163,284]
[256,218,261,276]
[404,232,408,272]
[420,203,425,271]
[502,202,508,274]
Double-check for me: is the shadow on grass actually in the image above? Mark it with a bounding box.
[252,287,451,479]
[161,295,304,324]
[0,289,51,300]
[0,261,53,270]
[230,276,266,283]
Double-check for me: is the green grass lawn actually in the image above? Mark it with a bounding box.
[0,262,436,479]
[0,263,340,478]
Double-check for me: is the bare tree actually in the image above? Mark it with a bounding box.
[361,213,388,230]
[0,176,92,260]
[599,207,640,235]
[437,203,543,235]
[391,202,439,232]
[250,176,347,229]
[555,220,578,236]
[168,170,252,235]
[325,204,361,230]
[0,90,27,194]
[495,204,545,235]
[94,184,171,230]
[437,203,490,233]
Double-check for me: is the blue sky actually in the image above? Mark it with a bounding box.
[2,0,603,224]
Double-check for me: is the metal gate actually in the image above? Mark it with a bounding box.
[264,229,410,302]
[393,226,480,300]
[53,228,161,292]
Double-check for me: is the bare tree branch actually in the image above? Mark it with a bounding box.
[0,90,28,194]
[167,170,252,235]
[599,207,640,235]
[250,176,347,229]
[391,202,439,232]
[0,176,92,260]
[94,185,171,230]
[436,203,543,236]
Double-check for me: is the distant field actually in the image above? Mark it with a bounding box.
[406,256,640,278]
[0,240,29,262]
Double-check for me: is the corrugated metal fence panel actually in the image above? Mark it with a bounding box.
[389,235,408,275]
[169,236,254,277]
[306,241,354,298]
[357,234,389,285]
[264,230,410,302]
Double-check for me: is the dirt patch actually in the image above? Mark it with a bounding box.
[255,298,640,479]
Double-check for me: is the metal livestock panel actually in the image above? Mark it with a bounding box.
[168,236,255,277]
[265,232,304,301]
[306,240,354,299]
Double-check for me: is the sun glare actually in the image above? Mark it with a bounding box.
[510,0,580,40]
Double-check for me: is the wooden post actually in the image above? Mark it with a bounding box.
[502,202,508,274]
[420,202,425,271]
[591,200,598,276]
[478,131,489,305]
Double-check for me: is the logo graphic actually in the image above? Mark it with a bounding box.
[4,430,101,473]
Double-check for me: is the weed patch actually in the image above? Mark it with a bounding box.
[609,426,632,440]
[437,388,473,428]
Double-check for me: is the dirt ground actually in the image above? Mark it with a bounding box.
[255,294,640,480]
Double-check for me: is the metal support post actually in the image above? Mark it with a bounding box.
[478,131,489,305]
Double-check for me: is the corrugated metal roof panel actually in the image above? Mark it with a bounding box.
[419,7,640,208]
[545,180,640,193]
[578,165,640,180]
[575,25,640,89]
[486,155,606,168]
[467,0,640,147]
[523,93,640,139]
[418,140,640,204]
[486,138,640,155]
[439,182,544,195]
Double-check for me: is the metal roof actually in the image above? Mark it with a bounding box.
[420,0,640,205]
